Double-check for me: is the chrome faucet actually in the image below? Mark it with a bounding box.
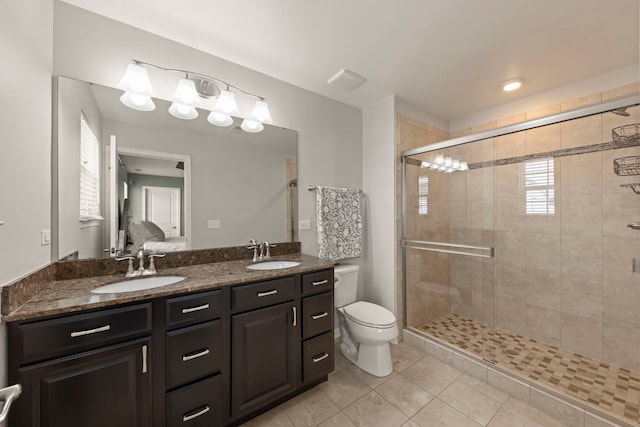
[116,248,166,277]
[247,239,277,262]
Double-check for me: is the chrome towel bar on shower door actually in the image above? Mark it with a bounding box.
[402,239,494,258]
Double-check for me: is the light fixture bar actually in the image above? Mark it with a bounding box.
[131,59,266,101]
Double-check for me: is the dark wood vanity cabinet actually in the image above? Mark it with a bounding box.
[8,303,153,427]
[8,267,334,427]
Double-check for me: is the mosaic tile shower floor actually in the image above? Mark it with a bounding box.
[420,313,640,425]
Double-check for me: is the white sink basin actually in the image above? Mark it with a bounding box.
[246,261,301,271]
[91,276,185,294]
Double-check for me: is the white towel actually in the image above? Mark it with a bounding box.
[315,186,362,261]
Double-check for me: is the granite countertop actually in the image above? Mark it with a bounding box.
[3,254,334,322]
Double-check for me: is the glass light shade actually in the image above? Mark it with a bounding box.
[434,154,445,164]
[420,161,431,168]
[444,156,453,166]
[460,162,469,171]
[172,79,202,107]
[240,119,264,133]
[251,100,273,124]
[452,159,460,169]
[207,111,233,127]
[168,102,198,120]
[215,89,240,115]
[117,63,156,97]
[120,92,156,111]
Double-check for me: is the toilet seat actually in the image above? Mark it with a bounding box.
[343,301,396,329]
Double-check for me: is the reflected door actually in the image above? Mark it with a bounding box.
[142,186,181,237]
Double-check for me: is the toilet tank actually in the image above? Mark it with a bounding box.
[334,264,359,308]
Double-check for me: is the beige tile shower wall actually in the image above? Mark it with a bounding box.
[450,83,640,371]
[395,114,449,328]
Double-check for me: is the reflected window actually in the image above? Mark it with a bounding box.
[525,158,555,215]
[80,115,102,220]
[418,175,429,215]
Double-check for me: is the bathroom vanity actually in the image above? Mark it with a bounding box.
[3,254,334,427]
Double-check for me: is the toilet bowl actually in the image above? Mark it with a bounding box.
[334,265,398,377]
[337,302,398,377]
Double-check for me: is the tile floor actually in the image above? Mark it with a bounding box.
[240,342,565,427]
[421,313,640,424]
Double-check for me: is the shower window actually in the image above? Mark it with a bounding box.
[524,158,555,215]
[418,175,428,215]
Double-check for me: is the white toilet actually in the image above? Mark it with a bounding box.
[334,264,398,377]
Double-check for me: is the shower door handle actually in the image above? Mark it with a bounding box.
[402,239,494,258]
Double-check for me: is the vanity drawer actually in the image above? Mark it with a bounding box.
[14,303,152,363]
[301,269,334,295]
[167,374,223,427]
[166,320,222,390]
[166,289,222,329]
[231,276,296,312]
[302,331,334,383]
[302,292,333,339]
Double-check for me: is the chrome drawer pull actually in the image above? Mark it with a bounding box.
[257,289,277,297]
[70,324,111,337]
[292,306,297,327]
[311,280,328,286]
[142,345,148,373]
[183,405,210,422]
[182,348,210,362]
[311,312,329,320]
[181,304,210,314]
[312,353,329,363]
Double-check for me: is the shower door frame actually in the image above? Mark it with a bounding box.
[399,94,639,329]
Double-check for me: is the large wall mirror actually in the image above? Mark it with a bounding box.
[54,76,298,261]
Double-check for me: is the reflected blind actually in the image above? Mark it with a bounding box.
[80,115,102,219]
[525,158,554,215]
[418,175,428,215]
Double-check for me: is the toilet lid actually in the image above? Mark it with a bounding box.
[343,301,396,328]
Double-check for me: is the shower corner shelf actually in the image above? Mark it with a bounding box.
[614,156,640,176]
[612,124,640,147]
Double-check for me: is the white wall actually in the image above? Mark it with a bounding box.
[362,95,397,313]
[52,1,363,258]
[0,2,53,286]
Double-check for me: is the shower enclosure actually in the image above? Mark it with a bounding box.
[401,96,640,425]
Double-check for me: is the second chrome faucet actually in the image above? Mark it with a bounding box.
[247,239,277,262]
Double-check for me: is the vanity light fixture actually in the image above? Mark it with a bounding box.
[502,78,524,92]
[420,154,469,173]
[118,60,274,132]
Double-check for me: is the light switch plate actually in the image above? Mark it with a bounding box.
[41,230,51,246]
[208,219,221,229]
[299,220,311,230]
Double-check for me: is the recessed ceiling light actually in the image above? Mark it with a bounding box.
[503,79,524,92]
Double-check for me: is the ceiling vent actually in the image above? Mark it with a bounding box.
[327,69,366,91]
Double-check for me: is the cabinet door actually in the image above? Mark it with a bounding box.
[14,337,151,427]
[231,301,297,418]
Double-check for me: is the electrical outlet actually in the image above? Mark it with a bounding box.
[41,230,51,246]
[299,220,311,230]
[208,219,221,229]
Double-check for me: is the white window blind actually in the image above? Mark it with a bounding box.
[418,175,429,215]
[525,158,555,215]
[80,115,102,220]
